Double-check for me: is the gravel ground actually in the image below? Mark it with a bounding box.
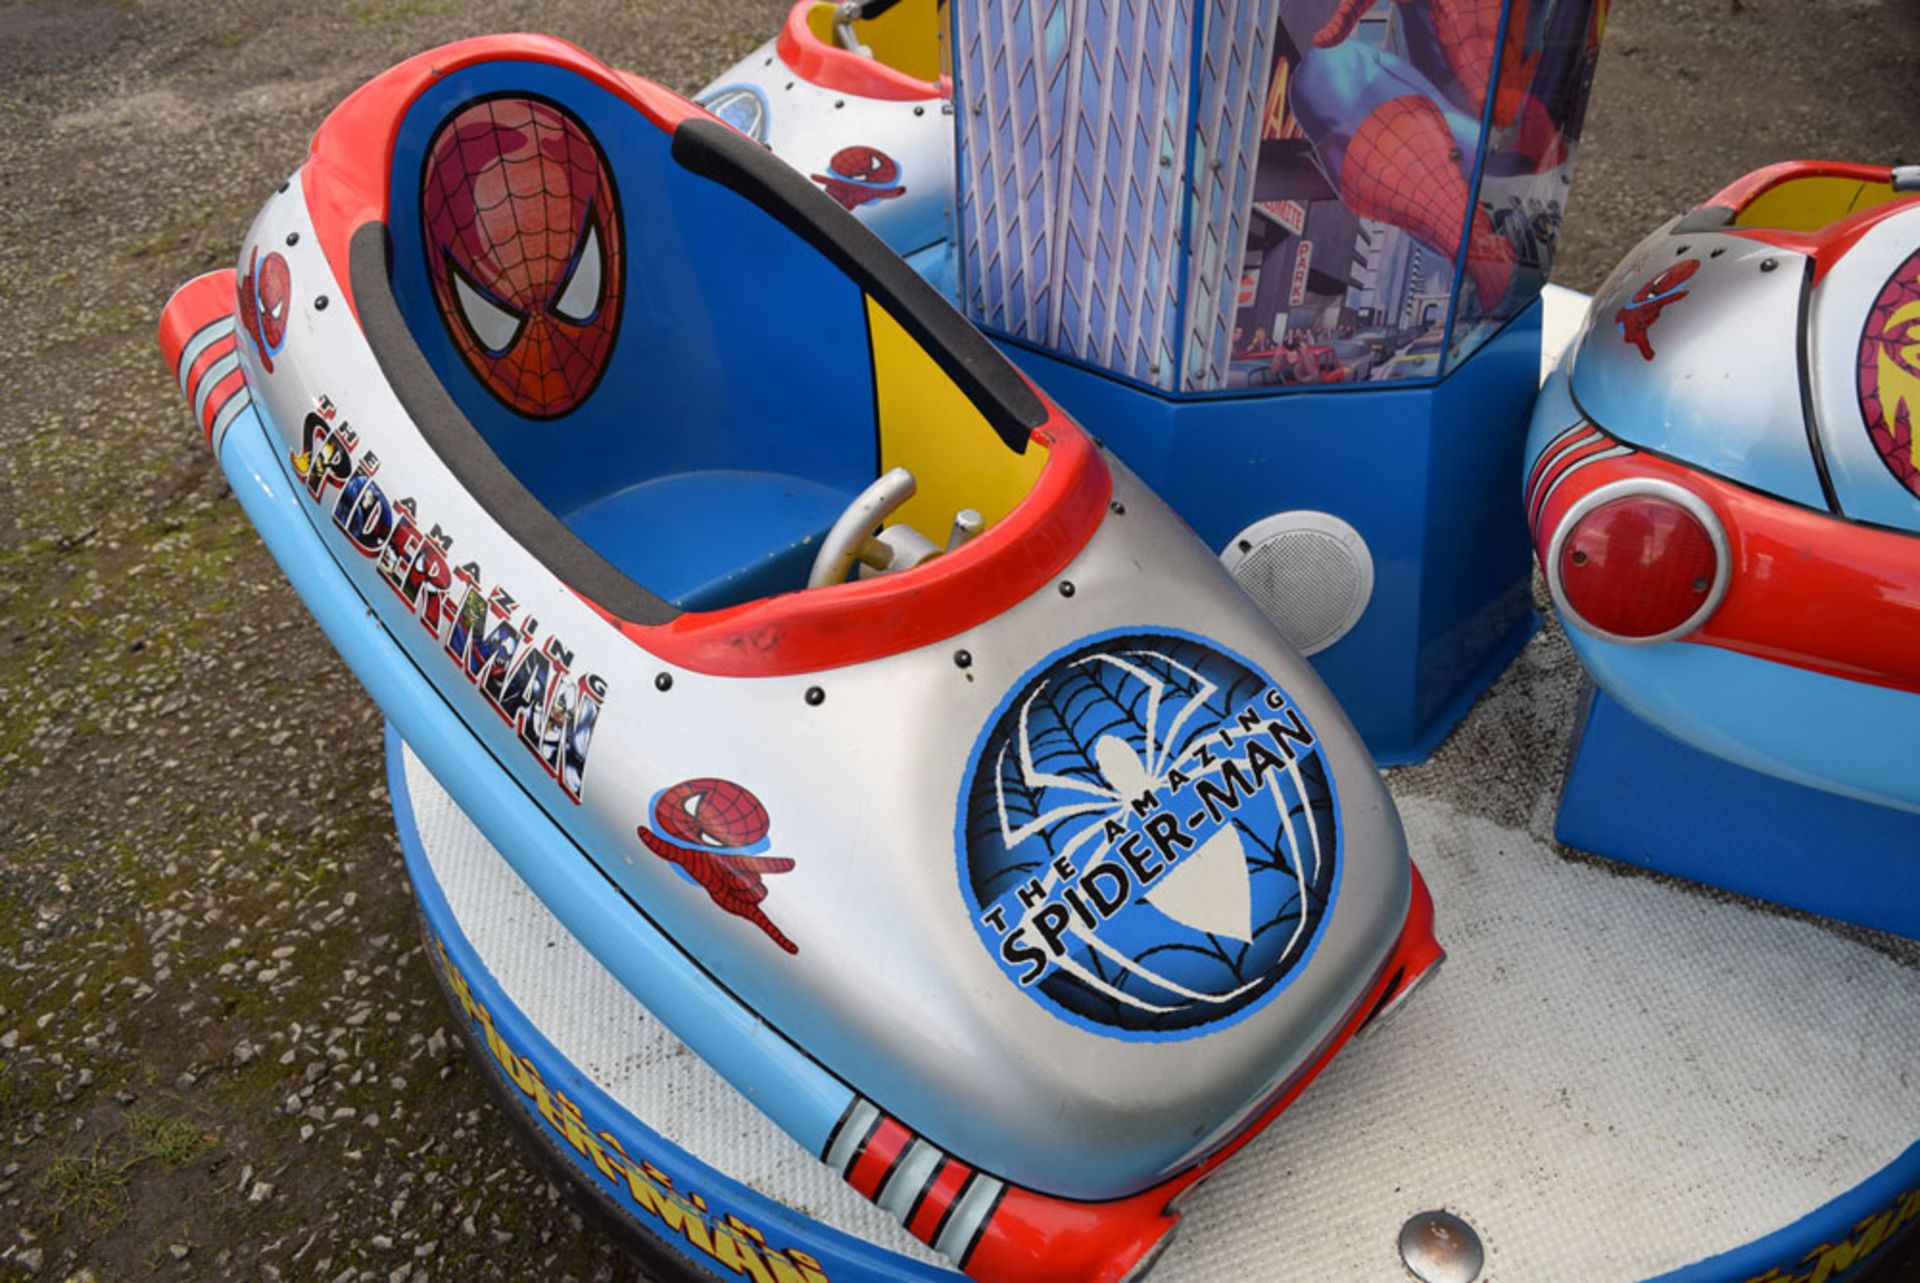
[2,1,1917,1281]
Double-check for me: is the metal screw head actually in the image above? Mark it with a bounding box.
[1399,1211,1484,1283]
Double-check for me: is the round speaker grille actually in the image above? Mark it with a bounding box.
[1220,511,1375,657]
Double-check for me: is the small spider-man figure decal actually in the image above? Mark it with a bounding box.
[1857,247,1920,499]
[810,146,906,211]
[638,778,799,954]
[1616,258,1701,361]
[237,247,291,372]
[421,96,623,419]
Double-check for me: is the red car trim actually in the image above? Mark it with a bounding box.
[775,0,948,102]
[1531,425,1920,694]
[197,366,250,440]
[1526,429,1616,529]
[158,271,248,446]
[1698,160,1920,286]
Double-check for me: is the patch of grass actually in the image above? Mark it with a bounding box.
[44,1144,138,1232]
[128,1108,205,1168]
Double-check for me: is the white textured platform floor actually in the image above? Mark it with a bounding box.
[400,597,1920,1280]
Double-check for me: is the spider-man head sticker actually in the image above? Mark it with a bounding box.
[1858,247,1920,501]
[237,247,291,373]
[1615,258,1700,362]
[811,146,906,211]
[421,96,623,419]
[638,778,799,955]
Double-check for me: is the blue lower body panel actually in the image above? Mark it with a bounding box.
[1557,687,1920,941]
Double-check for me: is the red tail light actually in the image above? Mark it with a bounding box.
[1547,480,1729,643]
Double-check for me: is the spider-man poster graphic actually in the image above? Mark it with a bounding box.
[1233,0,1600,381]
[638,778,799,955]
[421,96,624,419]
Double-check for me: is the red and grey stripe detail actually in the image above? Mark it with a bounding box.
[158,270,254,451]
[176,316,252,447]
[822,1098,1006,1267]
[1526,422,1633,537]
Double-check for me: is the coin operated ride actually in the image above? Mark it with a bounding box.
[159,28,1920,1283]
[707,0,1610,766]
[158,34,1443,1283]
[1528,160,1920,941]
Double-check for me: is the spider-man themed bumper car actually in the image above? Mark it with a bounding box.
[159,36,1439,1282]
[1526,160,1920,817]
[697,0,952,272]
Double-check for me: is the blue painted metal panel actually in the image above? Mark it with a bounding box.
[1561,625,1920,819]
[1557,686,1920,938]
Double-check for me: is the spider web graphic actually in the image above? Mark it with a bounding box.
[422,95,623,419]
[960,633,1341,1036]
[1856,248,1920,499]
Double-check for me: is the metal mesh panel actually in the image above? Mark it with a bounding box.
[1222,511,1374,655]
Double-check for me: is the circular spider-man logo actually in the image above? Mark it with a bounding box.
[421,95,623,419]
[956,630,1341,1041]
[1857,246,1920,500]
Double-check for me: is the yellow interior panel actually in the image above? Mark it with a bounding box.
[805,0,943,84]
[865,295,1046,537]
[1735,176,1905,232]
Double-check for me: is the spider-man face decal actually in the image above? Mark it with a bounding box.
[237,247,291,372]
[811,145,906,211]
[421,96,623,419]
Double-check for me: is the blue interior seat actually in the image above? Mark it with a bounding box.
[560,471,856,611]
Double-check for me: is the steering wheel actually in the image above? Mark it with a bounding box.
[832,1,873,56]
[808,467,918,588]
